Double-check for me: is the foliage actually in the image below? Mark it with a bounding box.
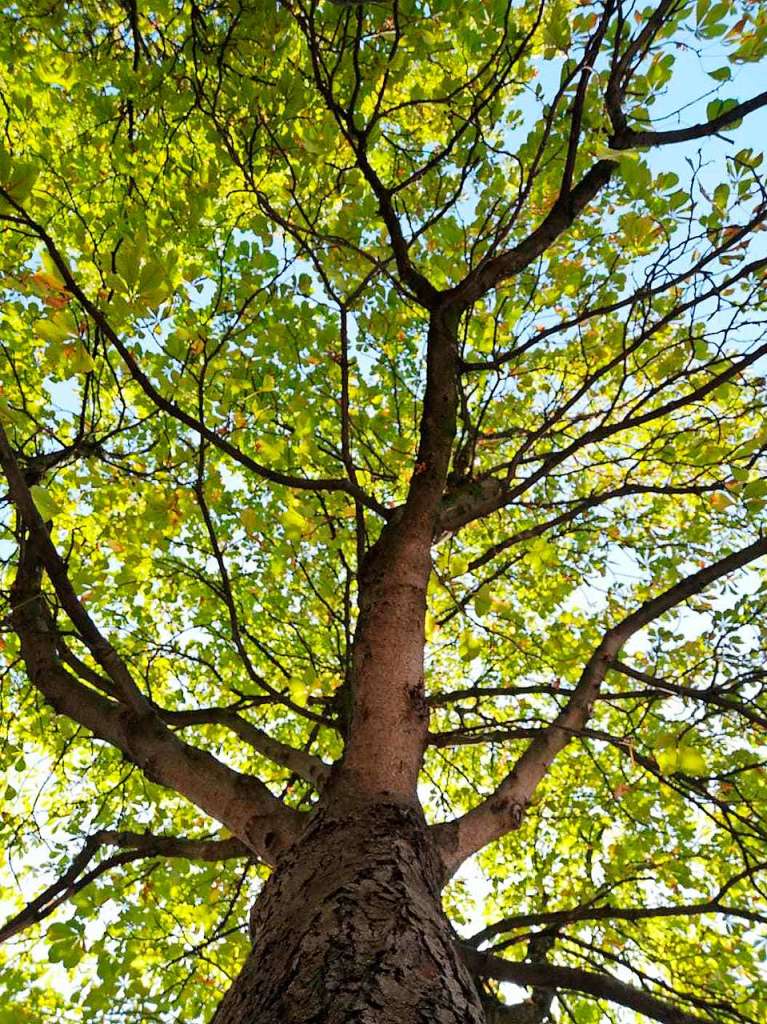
[1,0,767,1022]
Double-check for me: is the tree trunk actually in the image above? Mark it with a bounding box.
[211,796,486,1024]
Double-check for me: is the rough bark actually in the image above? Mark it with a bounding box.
[211,796,486,1024]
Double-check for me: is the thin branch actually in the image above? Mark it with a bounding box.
[610,91,767,151]
[4,523,301,862]
[469,859,767,946]
[462,946,709,1024]
[0,830,249,945]
[433,533,767,876]
[0,187,388,518]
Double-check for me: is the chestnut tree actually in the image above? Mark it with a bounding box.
[1,1,767,1022]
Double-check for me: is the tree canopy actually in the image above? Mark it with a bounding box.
[1,0,767,1021]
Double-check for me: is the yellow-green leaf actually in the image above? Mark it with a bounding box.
[66,343,96,375]
[474,584,492,617]
[678,746,707,775]
[283,507,307,540]
[655,746,679,774]
[240,508,259,534]
[30,485,61,521]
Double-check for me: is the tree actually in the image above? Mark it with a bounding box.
[1,0,766,1020]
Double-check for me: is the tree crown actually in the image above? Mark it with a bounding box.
[1,1,767,1021]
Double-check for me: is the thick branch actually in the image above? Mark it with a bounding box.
[461,207,767,374]
[7,529,301,862]
[462,947,708,1024]
[0,424,151,713]
[443,161,616,308]
[439,480,723,555]
[605,0,683,137]
[434,534,767,875]
[336,311,461,797]
[0,188,386,518]
[610,91,767,151]
[162,705,330,788]
[0,830,249,944]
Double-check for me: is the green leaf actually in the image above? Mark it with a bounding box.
[59,944,85,969]
[0,154,39,205]
[542,1,571,51]
[473,584,492,617]
[47,940,69,963]
[710,491,734,511]
[240,508,259,533]
[36,318,72,344]
[283,506,307,540]
[668,189,690,210]
[424,610,436,641]
[301,131,325,155]
[655,746,679,775]
[461,634,483,663]
[297,273,312,296]
[30,484,61,521]
[115,241,140,289]
[0,398,27,428]
[678,746,707,775]
[66,342,97,375]
[46,921,82,941]
[47,932,84,968]
[289,679,309,703]
[743,479,767,500]
[594,144,640,163]
[706,97,739,123]
[139,258,167,293]
[527,538,556,571]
